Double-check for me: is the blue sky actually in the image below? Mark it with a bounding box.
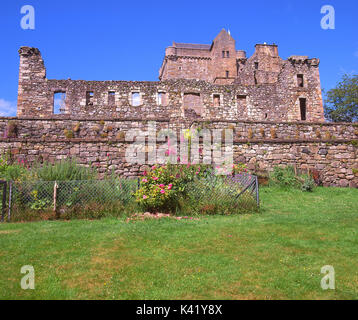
[0,0,357,116]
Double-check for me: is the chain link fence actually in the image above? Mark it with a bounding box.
[2,174,259,221]
[183,174,259,215]
[0,180,7,222]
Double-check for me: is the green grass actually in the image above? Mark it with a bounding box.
[0,186,358,300]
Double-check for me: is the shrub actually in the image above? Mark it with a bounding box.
[0,155,29,181]
[31,159,97,181]
[135,163,256,214]
[135,164,210,213]
[269,166,301,189]
[180,176,258,215]
[269,165,316,192]
[301,175,315,192]
[2,164,29,181]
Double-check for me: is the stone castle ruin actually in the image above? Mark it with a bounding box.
[17,30,324,122]
[0,30,357,187]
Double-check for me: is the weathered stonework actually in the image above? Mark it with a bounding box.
[17,30,324,122]
[0,31,355,187]
[1,138,357,187]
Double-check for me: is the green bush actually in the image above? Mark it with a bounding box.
[269,166,315,192]
[32,159,97,181]
[301,175,316,192]
[181,177,258,215]
[0,154,29,182]
[135,164,258,214]
[134,164,213,213]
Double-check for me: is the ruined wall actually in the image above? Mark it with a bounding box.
[17,40,324,122]
[158,30,324,121]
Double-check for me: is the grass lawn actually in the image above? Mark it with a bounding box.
[0,186,358,300]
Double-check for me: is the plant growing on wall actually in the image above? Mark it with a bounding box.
[5,121,18,138]
[64,129,74,139]
[315,129,321,139]
[73,122,81,133]
[248,128,254,139]
[270,127,277,139]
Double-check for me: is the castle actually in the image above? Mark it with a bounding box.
[17,30,324,122]
[0,30,356,187]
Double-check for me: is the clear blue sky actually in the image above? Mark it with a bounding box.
[0,0,357,116]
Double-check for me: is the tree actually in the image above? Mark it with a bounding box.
[324,74,358,122]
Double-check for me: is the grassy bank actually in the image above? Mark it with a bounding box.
[0,186,357,300]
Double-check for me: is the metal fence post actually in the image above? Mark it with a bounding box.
[53,181,58,212]
[255,176,260,208]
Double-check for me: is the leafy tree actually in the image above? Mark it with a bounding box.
[324,74,358,122]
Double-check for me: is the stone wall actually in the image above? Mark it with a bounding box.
[1,118,357,141]
[0,117,357,187]
[0,139,357,187]
[158,30,324,121]
[16,35,324,122]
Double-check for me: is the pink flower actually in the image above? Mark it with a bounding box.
[152,166,156,170]
[142,178,148,183]
[195,171,199,175]
[168,184,173,190]
[153,177,159,181]
[160,189,165,194]
[143,170,147,176]
[177,156,180,163]
[143,195,148,200]
[159,184,165,188]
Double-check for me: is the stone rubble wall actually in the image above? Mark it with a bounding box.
[1,118,357,141]
[0,118,357,187]
[17,46,325,122]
